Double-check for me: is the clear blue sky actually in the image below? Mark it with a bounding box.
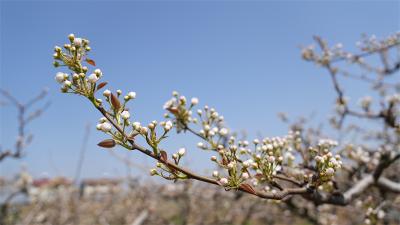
[0,1,399,180]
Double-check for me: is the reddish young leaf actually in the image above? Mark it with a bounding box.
[240,183,256,195]
[86,58,96,66]
[110,93,121,111]
[167,107,179,115]
[254,174,264,180]
[160,150,168,161]
[97,139,116,148]
[96,82,108,91]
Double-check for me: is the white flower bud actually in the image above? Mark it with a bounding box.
[172,153,178,159]
[88,73,99,83]
[212,171,219,177]
[178,148,186,156]
[132,122,141,130]
[121,111,130,120]
[140,127,148,135]
[100,122,112,132]
[211,156,217,161]
[219,128,228,136]
[127,91,136,99]
[377,210,385,219]
[243,160,252,168]
[164,120,173,131]
[94,69,102,76]
[68,33,75,41]
[96,124,102,130]
[241,172,249,179]
[73,38,82,46]
[55,72,66,83]
[315,156,323,163]
[267,156,275,163]
[63,80,72,87]
[179,96,186,103]
[219,178,228,185]
[191,97,199,105]
[197,142,204,148]
[325,167,335,176]
[103,89,111,97]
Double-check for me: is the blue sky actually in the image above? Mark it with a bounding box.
[0,1,399,180]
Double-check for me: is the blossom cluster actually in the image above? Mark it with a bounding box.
[53,34,342,194]
[302,32,400,66]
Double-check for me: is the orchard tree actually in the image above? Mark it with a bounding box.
[52,33,400,224]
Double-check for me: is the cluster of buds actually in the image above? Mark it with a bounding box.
[53,34,347,196]
[207,129,342,191]
[208,137,254,188]
[385,93,400,104]
[53,34,104,100]
[132,120,175,155]
[364,207,385,225]
[163,92,228,151]
[172,147,186,164]
[357,32,400,53]
[310,139,341,184]
[163,91,199,132]
[249,136,289,181]
[355,197,387,225]
[96,117,112,133]
[149,147,188,180]
[197,105,229,142]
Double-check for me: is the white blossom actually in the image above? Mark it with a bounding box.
[191,97,199,105]
[63,80,72,87]
[127,91,136,99]
[267,156,276,163]
[88,73,99,83]
[140,127,148,135]
[212,171,219,177]
[73,38,82,46]
[100,122,112,132]
[103,89,111,97]
[325,167,335,176]
[94,69,102,76]
[163,98,176,109]
[164,120,173,131]
[178,147,186,156]
[377,210,385,219]
[121,111,130,120]
[68,33,75,40]
[219,178,228,185]
[55,72,66,83]
[132,122,141,130]
[219,128,228,136]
